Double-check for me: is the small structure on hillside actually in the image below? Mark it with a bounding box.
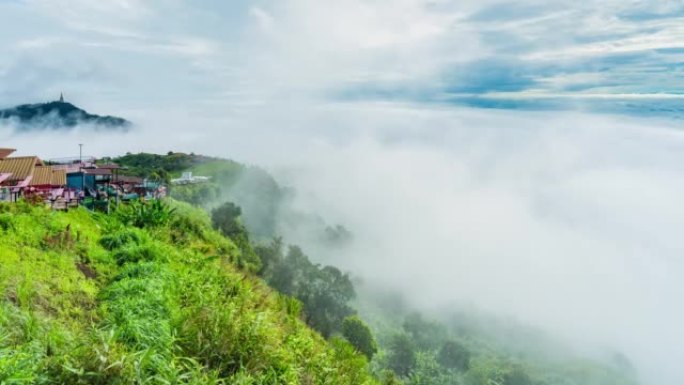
[0,156,45,202]
[0,148,16,201]
[0,146,167,209]
[28,166,68,200]
[171,171,211,185]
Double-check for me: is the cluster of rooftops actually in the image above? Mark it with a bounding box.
[0,147,165,209]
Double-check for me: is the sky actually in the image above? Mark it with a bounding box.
[1,1,684,384]
[1,0,684,115]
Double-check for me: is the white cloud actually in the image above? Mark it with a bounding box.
[249,7,274,32]
[526,23,684,60]
[267,104,684,385]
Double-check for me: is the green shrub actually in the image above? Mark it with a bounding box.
[116,199,176,228]
[342,316,378,360]
[0,214,14,232]
[100,229,143,250]
[257,243,355,338]
[112,244,166,266]
[387,334,417,378]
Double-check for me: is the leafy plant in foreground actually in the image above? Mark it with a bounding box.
[116,199,176,228]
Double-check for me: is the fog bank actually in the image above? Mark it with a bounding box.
[266,103,684,385]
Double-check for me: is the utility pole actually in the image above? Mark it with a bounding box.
[79,144,84,205]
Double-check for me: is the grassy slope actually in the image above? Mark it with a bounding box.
[111,153,641,385]
[0,201,377,385]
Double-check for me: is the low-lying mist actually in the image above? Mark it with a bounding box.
[264,104,684,385]
[3,102,682,385]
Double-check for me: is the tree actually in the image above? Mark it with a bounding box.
[254,237,284,276]
[211,202,244,238]
[170,183,218,206]
[466,358,533,385]
[298,261,355,337]
[502,366,533,385]
[408,352,459,385]
[323,224,353,246]
[211,201,260,271]
[387,333,417,377]
[254,243,357,338]
[437,340,470,372]
[342,316,377,360]
[381,371,403,385]
[402,313,448,351]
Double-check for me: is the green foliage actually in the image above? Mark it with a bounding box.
[211,202,243,238]
[403,313,449,351]
[465,358,534,385]
[0,201,378,384]
[174,159,284,239]
[116,199,176,228]
[211,201,261,272]
[408,352,462,385]
[170,183,219,206]
[0,152,645,385]
[257,241,356,337]
[342,316,378,360]
[437,340,470,372]
[381,370,404,385]
[112,243,167,266]
[100,229,143,250]
[387,334,417,378]
[0,213,14,231]
[112,152,211,182]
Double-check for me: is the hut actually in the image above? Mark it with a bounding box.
[28,166,68,200]
[0,156,44,201]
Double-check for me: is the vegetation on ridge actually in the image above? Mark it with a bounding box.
[0,101,130,130]
[0,151,643,385]
[0,200,378,384]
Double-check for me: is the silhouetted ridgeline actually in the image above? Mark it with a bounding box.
[0,101,130,130]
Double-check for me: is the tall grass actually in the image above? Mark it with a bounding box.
[0,200,378,384]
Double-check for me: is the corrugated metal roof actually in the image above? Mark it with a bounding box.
[83,168,112,176]
[30,166,53,186]
[97,163,121,169]
[51,169,66,186]
[118,175,143,184]
[28,166,68,187]
[0,156,40,183]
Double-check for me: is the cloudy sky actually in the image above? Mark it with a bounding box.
[1,0,684,116]
[1,2,684,385]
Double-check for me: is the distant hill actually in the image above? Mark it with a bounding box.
[0,100,131,130]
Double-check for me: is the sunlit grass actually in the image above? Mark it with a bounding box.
[0,200,378,384]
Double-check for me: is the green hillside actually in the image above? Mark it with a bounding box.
[18,152,642,385]
[0,200,377,384]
